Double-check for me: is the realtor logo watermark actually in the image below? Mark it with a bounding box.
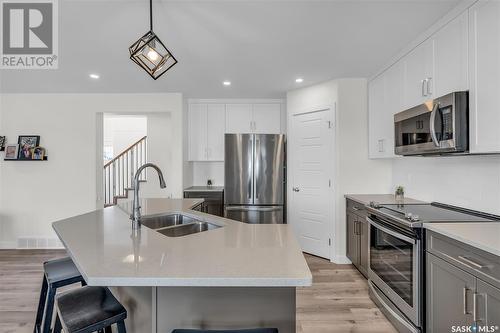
[1,0,58,69]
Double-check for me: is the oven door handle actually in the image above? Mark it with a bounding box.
[430,102,440,147]
[366,217,416,244]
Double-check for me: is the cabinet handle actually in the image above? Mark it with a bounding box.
[421,79,426,97]
[458,255,486,269]
[463,287,470,315]
[426,77,432,95]
[473,292,478,322]
[352,206,360,211]
[355,221,360,235]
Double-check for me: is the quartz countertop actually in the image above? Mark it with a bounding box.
[345,194,426,206]
[425,222,500,257]
[52,198,312,287]
[184,186,224,192]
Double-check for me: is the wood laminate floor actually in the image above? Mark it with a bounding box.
[0,250,396,333]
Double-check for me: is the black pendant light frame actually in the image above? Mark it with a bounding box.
[129,0,178,80]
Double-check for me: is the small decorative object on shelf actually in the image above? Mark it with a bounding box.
[4,144,19,160]
[17,135,40,160]
[395,185,405,205]
[207,179,213,187]
[31,147,46,160]
[0,136,5,151]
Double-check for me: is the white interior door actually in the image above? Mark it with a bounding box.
[290,109,334,259]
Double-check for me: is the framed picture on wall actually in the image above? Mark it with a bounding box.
[0,136,5,151]
[4,144,19,160]
[31,147,46,160]
[18,135,40,160]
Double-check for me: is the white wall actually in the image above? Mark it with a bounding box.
[392,155,500,215]
[192,161,224,186]
[0,93,183,248]
[287,78,392,263]
[103,115,147,159]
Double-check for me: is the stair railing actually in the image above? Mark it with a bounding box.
[104,136,147,207]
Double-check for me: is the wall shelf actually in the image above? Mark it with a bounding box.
[4,157,48,161]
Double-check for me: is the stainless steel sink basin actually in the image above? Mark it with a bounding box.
[141,214,196,230]
[157,221,221,237]
[141,213,222,237]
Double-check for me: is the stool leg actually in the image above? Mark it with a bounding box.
[33,276,48,333]
[117,320,126,333]
[41,285,56,333]
[53,314,62,333]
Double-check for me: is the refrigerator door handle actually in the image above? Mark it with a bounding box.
[254,137,260,199]
[225,206,282,212]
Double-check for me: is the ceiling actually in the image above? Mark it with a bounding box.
[0,0,460,97]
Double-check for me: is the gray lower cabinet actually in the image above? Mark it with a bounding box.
[346,212,360,267]
[346,199,368,278]
[426,231,500,333]
[184,189,224,217]
[426,252,475,332]
[476,279,500,328]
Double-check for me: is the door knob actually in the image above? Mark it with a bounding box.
[293,187,300,192]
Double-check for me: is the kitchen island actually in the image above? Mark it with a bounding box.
[52,198,312,333]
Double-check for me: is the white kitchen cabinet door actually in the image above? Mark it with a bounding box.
[469,0,500,153]
[403,38,434,109]
[383,61,404,157]
[368,74,386,158]
[225,104,252,133]
[188,104,208,161]
[252,104,282,134]
[206,104,225,161]
[433,11,469,97]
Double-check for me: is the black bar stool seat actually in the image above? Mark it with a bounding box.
[34,256,85,333]
[172,329,278,333]
[44,256,83,286]
[53,286,127,333]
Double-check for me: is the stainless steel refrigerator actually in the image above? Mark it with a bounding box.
[224,133,285,224]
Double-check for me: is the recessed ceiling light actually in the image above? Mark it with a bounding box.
[89,73,100,79]
[223,81,231,86]
[295,78,304,83]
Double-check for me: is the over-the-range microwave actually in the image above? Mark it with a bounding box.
[394,91,469,156]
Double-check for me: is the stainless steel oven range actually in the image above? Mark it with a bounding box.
[366,202,499,333]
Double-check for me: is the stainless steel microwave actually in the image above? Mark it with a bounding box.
[394,91,469,156]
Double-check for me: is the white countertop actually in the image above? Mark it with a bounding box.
[345,194,426,205]
[425,222,500,257]
[52,198,312,287]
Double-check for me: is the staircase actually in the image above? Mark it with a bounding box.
[104,136,147,207]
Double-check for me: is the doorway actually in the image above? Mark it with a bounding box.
[289,108,335,259]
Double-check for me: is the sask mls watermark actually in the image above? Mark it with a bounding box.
[1,0,58,69]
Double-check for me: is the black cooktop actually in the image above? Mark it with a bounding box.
[376,202,499,223]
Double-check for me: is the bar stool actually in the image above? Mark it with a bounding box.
[172,329,278,333]
[34,256,86,333]
[53,286,127,333]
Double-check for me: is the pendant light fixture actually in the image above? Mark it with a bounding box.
[129,0,178,80]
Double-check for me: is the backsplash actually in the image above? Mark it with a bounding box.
[192,161,224,186]
[392,155,500,215]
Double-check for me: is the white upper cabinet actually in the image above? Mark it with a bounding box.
[188,104,208,161]
[368,61,403,158]
[252,104,282,134]
[433,12,469,97]
[403,38,434,109]
[469,0,500,153]
[226,103,282,134]
[225,104,253,133]
[206,104,226,160]
[188,103,226,161]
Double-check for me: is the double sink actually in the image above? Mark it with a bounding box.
[141,213,222,237]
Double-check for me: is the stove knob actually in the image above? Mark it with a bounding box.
[369,201,381,208]
[411,215,420,222]
[405,213,413,220]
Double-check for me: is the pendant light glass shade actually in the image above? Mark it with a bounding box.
[129,0,178,80]
[129,31,178,80]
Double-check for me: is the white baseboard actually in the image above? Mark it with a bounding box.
[330,254,351,264]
